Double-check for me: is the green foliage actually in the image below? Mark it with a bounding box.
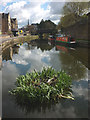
[9,67,74,103]
[38,19,57,35]
[38,19,56,29]
[57,2,89,29]
[60,13,79,28]
[63,2,88,16]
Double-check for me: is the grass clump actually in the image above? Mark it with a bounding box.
[9,67,74,103]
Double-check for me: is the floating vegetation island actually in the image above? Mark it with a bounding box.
[9,67,74,103]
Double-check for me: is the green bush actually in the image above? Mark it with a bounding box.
[9,67,74,103]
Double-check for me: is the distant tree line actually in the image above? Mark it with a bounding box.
[38,19,57,35]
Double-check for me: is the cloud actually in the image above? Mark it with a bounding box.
[2,0,65,27]
[11,44,60,72]
[72,80,88,100]
[0,0,13,6]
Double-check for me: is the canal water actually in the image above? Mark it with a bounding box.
[2,39,89,118]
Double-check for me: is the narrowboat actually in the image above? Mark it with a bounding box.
[55,34,77,47]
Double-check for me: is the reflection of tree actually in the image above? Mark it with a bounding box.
[59,52,87,81]
[68,48,88,69]
[13,45,19,54]
[24,40,54,51]
[13,95,56,115]
[24,41,37,50]
[36,40,54,52]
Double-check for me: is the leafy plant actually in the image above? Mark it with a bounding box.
[9,67,74,103]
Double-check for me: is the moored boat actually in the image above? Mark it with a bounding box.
[55,34,77,47]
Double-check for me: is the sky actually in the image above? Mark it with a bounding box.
[0,0,89,28]
[0,0,66,28]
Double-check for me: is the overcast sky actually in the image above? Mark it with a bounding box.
[0,0,66,28]
[0,0,89,28]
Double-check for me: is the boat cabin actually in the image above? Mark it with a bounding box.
[56,34,75,43]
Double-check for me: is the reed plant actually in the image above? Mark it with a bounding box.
[9,67,74,103]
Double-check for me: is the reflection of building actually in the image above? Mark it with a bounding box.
[13,45,19,54]
[2,47,13,61]
[2,45,19,61]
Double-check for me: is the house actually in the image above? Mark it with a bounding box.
[2,13,11,34]
[11,18,18,31]
[11,18,18,36]
[0,12,18,35]
[0,13,2,34]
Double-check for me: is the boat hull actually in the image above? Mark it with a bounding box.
[55,40,77,48]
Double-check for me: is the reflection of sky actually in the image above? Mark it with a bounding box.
[2,43,88,118]
[11,45,60,73]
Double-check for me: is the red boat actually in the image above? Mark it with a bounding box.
[56,34,77,47]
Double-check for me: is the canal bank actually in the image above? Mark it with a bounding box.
[0,35,39,54]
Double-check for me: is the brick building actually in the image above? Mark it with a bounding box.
[0,13,2,34]
[11,18,18,31]
[0,13,18,34]
[2,13,11,34]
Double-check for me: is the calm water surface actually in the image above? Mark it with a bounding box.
[2,40,89,118]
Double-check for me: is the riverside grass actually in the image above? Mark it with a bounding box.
[9,67,74,103]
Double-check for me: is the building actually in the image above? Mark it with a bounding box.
[11,18,18,31]
[0,13,2,34]
[2,13,11,34]
[31,23,38,31]
[0,13,18,35]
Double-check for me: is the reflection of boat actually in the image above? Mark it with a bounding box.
[56,45,68,52]
[56,34,77,47]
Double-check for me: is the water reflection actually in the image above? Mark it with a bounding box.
[13,96,56,115]
[2,41,88,81]
[59,51,87,80]
[2,45,20,61]
[2,39,88,118]
[10,93,88,118]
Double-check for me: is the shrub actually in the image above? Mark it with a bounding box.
[9,67,74,103]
